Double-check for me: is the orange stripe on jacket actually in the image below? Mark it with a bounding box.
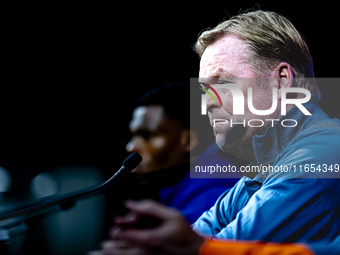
[199,239,315,255]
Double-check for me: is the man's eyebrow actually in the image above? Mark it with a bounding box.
[198,78,236,87]
[199,72,237,84]
[220,73,237,80]
[212,70,238,79]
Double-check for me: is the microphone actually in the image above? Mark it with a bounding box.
[0,152,142,221]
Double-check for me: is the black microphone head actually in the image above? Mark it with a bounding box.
[122,152,142,171]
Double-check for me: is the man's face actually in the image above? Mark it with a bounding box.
[126,105,187,173]
[199,35,277,155]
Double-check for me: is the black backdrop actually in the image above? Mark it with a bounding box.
[2,2,339,172]
[1,2,340,254]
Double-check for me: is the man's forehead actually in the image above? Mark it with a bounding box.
[202,35,246,57]
[199,35,252,79]
[130,105,165,131]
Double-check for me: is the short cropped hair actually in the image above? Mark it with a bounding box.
[195,10,321,101]
[135,81,190,129]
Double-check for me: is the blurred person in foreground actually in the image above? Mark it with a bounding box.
[91,9,340,255]
[104,81,241,226]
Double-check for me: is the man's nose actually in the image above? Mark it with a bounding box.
[125,137,139,152]
[206,90,222,113]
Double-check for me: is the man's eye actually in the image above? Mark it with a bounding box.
[138,131,153,139]
[217,80,229,84]
[198,82,208,90]
[199,85,210,93]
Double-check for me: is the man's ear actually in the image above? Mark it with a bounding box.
[278,62,293,86]
[181,129,198,153]
[274,62,294,100]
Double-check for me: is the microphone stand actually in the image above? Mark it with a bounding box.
[1,201,75,236]
[0,152,142,253]
[0,166,121,222]
[0,196,77,255]
[0,152,142,222]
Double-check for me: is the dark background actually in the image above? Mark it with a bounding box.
[2,2,339,169]
[1,2,339,254]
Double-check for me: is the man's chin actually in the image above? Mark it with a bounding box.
[130,168,138,173]
[130,166,146,173]
[215,133,227,151]
[130,166,159,174]
[215,125,248,151]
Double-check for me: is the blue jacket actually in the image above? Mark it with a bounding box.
[309,234,340,255]
[160,143,242,224]
[192,101,340,243]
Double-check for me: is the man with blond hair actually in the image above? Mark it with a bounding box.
[91,9,340,255]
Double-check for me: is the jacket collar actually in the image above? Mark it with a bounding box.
[247,101,327,182]
[252,101,322,167]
